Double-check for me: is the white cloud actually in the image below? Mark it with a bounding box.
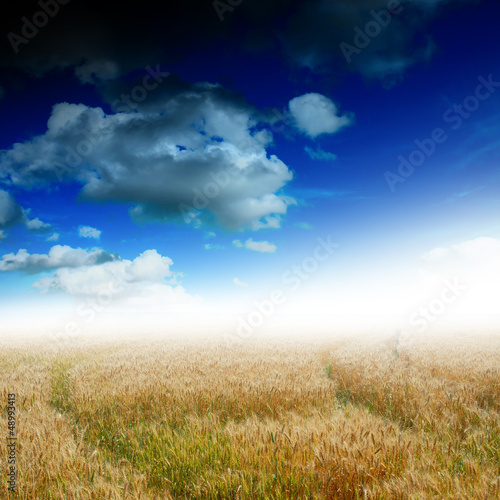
[245,239,277,253]
[288,93,353,138]
[25,217,51,232]
[0,230,5,240]
[233,277,248,287]
[205,231,216,239]
[0,86,295,231]
[126,249,174,282]
[79,225,101,239]
[47,233,60,242]
[32,249,195,309]
[0,245,116,273]
[233,238,277,253]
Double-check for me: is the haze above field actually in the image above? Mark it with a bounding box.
[1,0,500,339]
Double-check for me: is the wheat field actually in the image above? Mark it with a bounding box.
[1,332,499,499]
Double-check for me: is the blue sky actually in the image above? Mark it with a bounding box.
[1,0,500,337]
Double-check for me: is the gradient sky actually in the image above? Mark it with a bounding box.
[1,0,500,338]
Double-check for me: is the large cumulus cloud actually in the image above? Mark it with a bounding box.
[0,84,295,230]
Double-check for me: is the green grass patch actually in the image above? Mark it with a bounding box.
[50,359,74,414]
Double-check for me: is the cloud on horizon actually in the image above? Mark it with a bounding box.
[32,249,196,308]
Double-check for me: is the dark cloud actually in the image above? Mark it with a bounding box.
[0,188,51,235]
[0,188,25,227]
[0,1,214,77]
[0,0,475,87]
[280,0,451,85]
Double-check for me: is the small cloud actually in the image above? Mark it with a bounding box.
[47,233,60,242]
[295,222,313,230]
[0,230,5,240]
[288,93,353,138]
[304,146,337,161]
[25,217,51,233]
[246,239,276,253]
[205,231,216,239]
[204,243,224,250]
[78,225,101,239]
[233,277,248,287]
[233,238,277,253]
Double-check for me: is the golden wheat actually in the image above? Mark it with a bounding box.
[1,333,499,499]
